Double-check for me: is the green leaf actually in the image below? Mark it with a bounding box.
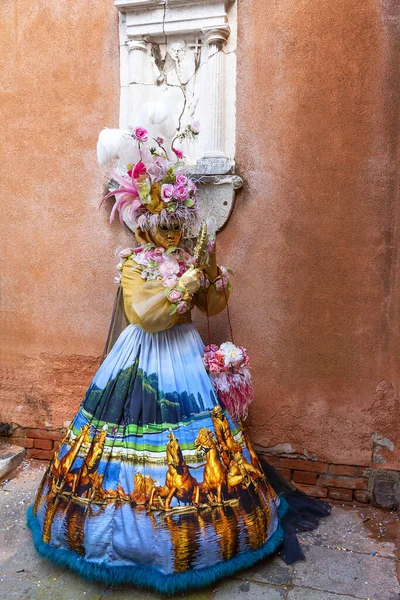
[166,246,177,254]
[169,304,178,315]
[143,243,154,251]
[227,280,233,291]
[226,267,234,274]
[184,198,195,208]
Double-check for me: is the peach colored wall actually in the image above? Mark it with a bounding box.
[0,1,131,428]
[219,0,399,469]
[1,1,399,471]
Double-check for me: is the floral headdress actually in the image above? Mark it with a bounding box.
[102,124,200,233]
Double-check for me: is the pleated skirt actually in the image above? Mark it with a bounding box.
[28,323,286,594]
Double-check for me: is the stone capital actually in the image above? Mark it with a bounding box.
[203,26,231,47]
[127,39,148,52]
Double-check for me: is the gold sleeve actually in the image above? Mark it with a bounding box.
[194,273,231,317]
[120,258,180,333]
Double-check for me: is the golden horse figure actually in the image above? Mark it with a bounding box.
[40,424,92,542]
[149,432,200,511]
[48,424,92,497]
[194,428,227,506]
[131,473,157,505]
[227,444,264,489]
[65,425,108,501]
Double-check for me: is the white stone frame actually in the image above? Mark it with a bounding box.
[114,0,242,231]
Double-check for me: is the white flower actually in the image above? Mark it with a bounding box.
[220,342,244,367]
[116,262,124,271]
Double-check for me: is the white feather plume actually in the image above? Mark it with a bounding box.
[97,129,139,167]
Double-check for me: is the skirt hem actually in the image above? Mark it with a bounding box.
[26,498,289,596]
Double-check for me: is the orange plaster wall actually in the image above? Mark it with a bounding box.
[1,0,399,471]
[0,1,131,429]
[220,0,400,469]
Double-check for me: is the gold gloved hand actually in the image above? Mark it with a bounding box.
[178,267,201,294]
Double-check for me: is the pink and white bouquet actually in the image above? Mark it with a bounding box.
[202,342,254,421]
[102,124,200,232]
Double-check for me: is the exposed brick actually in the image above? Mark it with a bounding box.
[293,470,317,485]
[12,437,34,449]
[329,464,356,476]
[263,455,280,467]
[295,483,328,498]
[27,449,54,461]
[355,467,371,478]
[319,475,368,490]
[279,458,328,473]
[277,468,291,479]
[34,438,53,450]
[354,490,369,503]
[26,429,63,441]
[328,487,353,502]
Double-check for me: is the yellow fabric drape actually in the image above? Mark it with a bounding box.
[121,258,181,333]
[121,256,231,333]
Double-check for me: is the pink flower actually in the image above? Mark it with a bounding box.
[207,239,215,253]
[173,184,189,201]
[161,183,174,202]
[176,301,188,314]
[168,289,183,303]
[204,344,219,353]
[172,147,184,159]
[177,261,187,276]
[133,127,148,142]
[133,161,147,179]
[199,272,210,289]
[176,174,188,185]
[119,248,133,258]
[209,362,222,374]
[215,278,228,292]
[156,136,164,145]
[147,249,163,263]
[240,347,250,367]
[159,259,180,278]
[191,120,201,133]
[147,157,169,182]
[162,276,178,288]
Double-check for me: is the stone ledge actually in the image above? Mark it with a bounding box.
[0,442,26,480]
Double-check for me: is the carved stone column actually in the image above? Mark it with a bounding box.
[127,39,148,127]
[201,27,230,166]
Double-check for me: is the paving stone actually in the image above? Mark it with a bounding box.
[104,584,215,599]
[34,570,107,600]
[293,545,399,599]
[213,579,286,599]
[1,462,399,600]
[299,505,396,558]
[288,589,355,600]
[237,555,292,586]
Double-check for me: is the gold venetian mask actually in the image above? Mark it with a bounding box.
[151,224,183,249]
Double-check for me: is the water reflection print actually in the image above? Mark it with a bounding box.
[29,323,285,592]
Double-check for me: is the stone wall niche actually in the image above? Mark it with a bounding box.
[115,0,242,231]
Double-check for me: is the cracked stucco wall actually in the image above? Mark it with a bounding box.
[1,0,399,472]
[209,0,400,471]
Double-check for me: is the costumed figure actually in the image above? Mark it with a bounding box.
[27,124,330,595]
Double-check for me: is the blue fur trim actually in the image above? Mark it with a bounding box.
[26,498,288,596]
